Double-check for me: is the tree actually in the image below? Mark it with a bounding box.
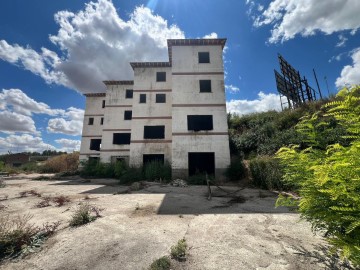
[276,85,360,266]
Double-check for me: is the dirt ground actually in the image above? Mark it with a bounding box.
[0,174,336,270]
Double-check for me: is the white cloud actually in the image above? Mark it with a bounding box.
[0,1,185,93]
[335,48,360,87]
[203,32,218,39]
[252,0,360,43]
[0,134,56,154]
[0,88,84,136]
[55,138,81,152]
[225,84,240,93]
[0,88,64,116]
[226,91,282,115]
[47,107,84,136]
[0,40,68,86]
[336,34,348,47]
[0,111,38,134]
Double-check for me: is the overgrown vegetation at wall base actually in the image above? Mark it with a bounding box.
[249,156,288,190]
[276,86,360,266]
[225,157,246,181]
[80,160,172,183]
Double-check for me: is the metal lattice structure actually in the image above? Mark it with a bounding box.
[274,54,322,110]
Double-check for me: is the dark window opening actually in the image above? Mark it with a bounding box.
[156,72,166,82]
[124,110,132,120]
[188,152,215,176]
[187,115,213,131]
[125,89,133,99]
[88,157,100,163]
[113,133,131,145]
[100,117,104,125]
[198,52,210,63]
[140,94,146,103]
[90,139,101,151]
[143,154,164,165]
[102,100,105,108]
[199,80,211,92]
[144,126,165,139]
[156,94,166,103]
[88,117,94,125]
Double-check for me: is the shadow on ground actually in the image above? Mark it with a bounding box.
[292,244,355,270]
[49,178,293,215]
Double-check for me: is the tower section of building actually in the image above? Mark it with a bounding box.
[169,39,230,180]
[129,63,173,167]
[100,80,134,163]
[79,93,106,163]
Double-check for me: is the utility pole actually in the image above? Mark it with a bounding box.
[324,76,330,97]
[313,68,322,99]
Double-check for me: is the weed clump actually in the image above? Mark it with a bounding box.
[170,238,187,261]
[69,203,103,227]
[52,195,71,207]
[19,190,42,198]
[0,179,5,188]
[0,214,60,260]
[35,197,52,208]
[149,256,171,270]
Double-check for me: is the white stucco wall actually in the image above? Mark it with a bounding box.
[79,95,105,162]
[80,40,231,180]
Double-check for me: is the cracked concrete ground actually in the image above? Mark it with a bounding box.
[0,174,332,270]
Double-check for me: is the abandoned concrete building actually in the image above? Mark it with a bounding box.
[79,38,231,179]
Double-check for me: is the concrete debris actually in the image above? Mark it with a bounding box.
[170,179,188,187]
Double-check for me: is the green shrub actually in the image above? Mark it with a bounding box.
[69,203,102,227]
[39,153,79,173]
[0,179,5,188]
[114,160,127,179]
[249,156,286,190]
[20,162,38,172]
[144,161,171,182]
[149,256,171,270]
[0,214,39,259]
[187,173,207,185]
[276,86,360,266]
[0,161,5,172]
[170,238,187,260]
[225,157,246,181]
[119,167,143,184]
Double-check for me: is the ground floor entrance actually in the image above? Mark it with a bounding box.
[188,152,215,176]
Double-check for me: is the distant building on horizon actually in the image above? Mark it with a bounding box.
[79,38,231,180]
[4,153,30,167]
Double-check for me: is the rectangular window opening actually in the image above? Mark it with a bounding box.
[113,133,131,145]
[156,72,166,82]
[102,100,105,108]
[198,52,210,63]
[88,117,94,125]
[140,94,146,103]
[100,117,104,125]
[199,80,212,92]
[90,139,101,151]
[144,126,165,139]
[124,110,132,120]
[187,115,213,131]
[143,154,164,165]
[125,89,133,99]
[188,152,215,176]
[156,94,166,103]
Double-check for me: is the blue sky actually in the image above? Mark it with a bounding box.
[0,0,359,153]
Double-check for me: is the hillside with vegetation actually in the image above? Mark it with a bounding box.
[228,86,360,266]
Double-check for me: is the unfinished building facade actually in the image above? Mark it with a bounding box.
[79,39,230,179]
